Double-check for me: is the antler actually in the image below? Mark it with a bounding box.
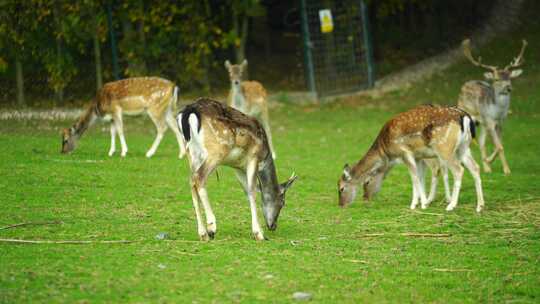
[462,39,499,72]
[504,39,528,71]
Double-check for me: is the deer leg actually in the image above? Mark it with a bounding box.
[246,160,265,241]
[486,122,503,164]
[113,113,128,157]
[426,161,439,205]
[165,108,186,159]
[461,150,485,213]
[108,123,117,156]
[417,160,430,209]
[146,112,167,158]
[261,111,276,159]
[196,187,217,239]
[495,125,511,175]
[442,166,451,203]
[404,156,427,209]
[445,160,464,211]
[195,164,218,239]
[478,125,491,173]
[190,175,209,241]
[234,169,249,195]
[409,176,419,210]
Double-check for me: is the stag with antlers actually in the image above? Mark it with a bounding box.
[459,39,527,175]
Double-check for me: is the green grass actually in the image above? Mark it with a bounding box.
[2,27,540,304]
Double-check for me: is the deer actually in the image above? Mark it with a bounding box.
[176,98,297,241]
[458,38,527,175]
[225,59,276,159]
[61,77,186,158]
[338,104,485,212]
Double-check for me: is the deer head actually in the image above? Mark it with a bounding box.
[61,127,77,153]
[338,163,385,207]
[261,172,298,231]
[463,38,527,96]
[225,59,248,88]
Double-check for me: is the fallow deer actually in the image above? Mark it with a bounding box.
[225,59,276,159]
[61,77,186,158]
[177,98,297,241]
[338,105,485,212]
[458,38,527,175]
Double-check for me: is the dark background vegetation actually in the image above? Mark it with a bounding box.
[0,0,495,107]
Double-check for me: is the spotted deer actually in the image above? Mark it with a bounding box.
[338,105,484,212]
[225,59,276,159]
[177,98,297,241]
[61,77,186,158]
[458,38,527,175]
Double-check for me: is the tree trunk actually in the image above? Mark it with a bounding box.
[234,12,249,64]
[54,2,64,103]
[93,26,103,91]
[15,56,25,107]
[56,37,64,103]
[136,0,147,74]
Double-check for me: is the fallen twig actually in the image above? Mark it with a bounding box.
[412,211,445,216]
[358,233,386,237]
[401,233,451,237]
[0,221,63,230]
[0,238,137,244]
[344,259,370,264]
[357,232,451,238]
[433,268,472,272]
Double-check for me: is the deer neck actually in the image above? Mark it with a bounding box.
[494,91,511,106]
[257,155,281,206]
[230,83,246,110]
[73,104,98,138]
[351,145,389,183]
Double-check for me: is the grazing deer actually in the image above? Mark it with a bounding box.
[177,98,297,241]
[225,59,276,159]
[458,38,527,175]
[61,77,186,158]
[338,105,485,212]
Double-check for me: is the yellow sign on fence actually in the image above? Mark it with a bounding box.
[319,9,334,33]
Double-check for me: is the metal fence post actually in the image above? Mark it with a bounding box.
[360,0,375,88]
[300,0,317,96]
[106,1,121,80]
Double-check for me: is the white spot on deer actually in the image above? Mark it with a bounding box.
[187,114,208,172]
[226,147,245,163]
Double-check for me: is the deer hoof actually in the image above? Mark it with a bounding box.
[253,231,265,241]
[199,233,210,242]
[483,165,492,173]
[476,205,484,213]
[445,204,456,212]
[503,168,511,176]
[207,223,216,239]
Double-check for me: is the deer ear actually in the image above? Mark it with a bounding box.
[224,60,231,69]
[510,69,523,78]
[483,72,495,80]
[280,172,298,194]
[343,164,352,181]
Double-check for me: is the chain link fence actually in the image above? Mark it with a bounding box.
[300,0,374,99]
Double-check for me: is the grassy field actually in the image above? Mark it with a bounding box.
[2,27,540,304]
